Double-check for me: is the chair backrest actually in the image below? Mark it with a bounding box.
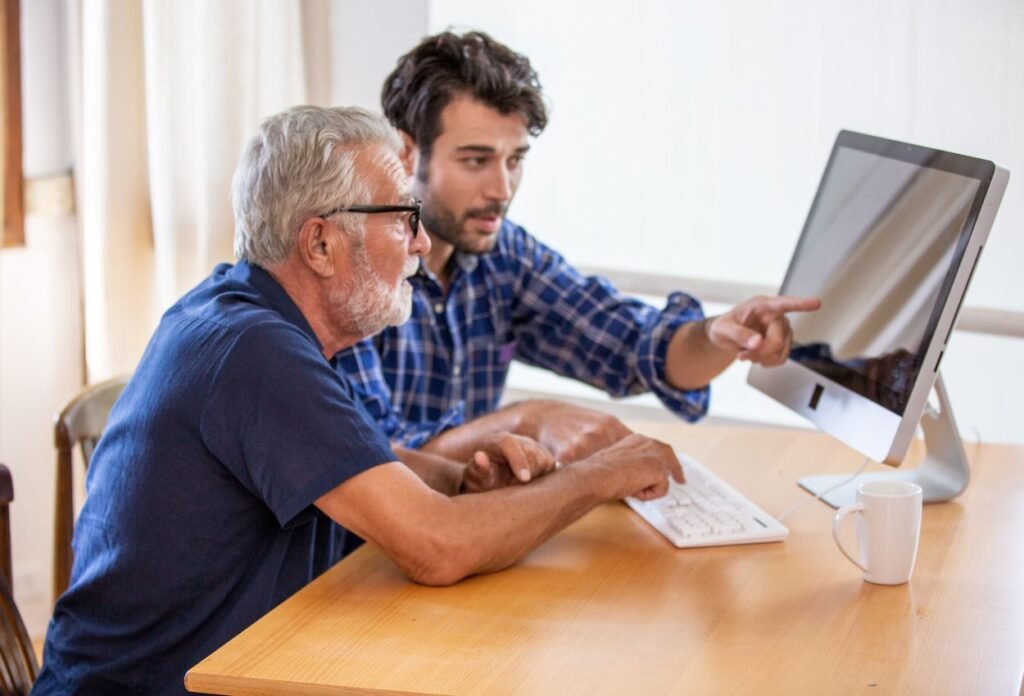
[0,464,39,695]
[52,376,129,600]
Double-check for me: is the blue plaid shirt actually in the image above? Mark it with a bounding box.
[336,221,709,448]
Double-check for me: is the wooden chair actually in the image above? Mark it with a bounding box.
[52,376,129,600]
[0,464,39,695]
[0,467,11,590]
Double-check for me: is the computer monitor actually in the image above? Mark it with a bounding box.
[748,130,1009,508]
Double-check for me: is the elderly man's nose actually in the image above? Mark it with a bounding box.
[410,224,431,255]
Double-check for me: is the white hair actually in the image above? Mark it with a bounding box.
[231,105,403,266]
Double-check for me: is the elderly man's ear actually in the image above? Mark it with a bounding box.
[298,216,345,278]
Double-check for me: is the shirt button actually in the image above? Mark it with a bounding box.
[452,365,462,377]
[433,303,444,314]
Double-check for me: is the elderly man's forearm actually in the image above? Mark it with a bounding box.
[391,464,608,585]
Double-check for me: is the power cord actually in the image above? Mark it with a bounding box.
[776,456,872,522]
[775,421,983,523]
[970,425,983,469]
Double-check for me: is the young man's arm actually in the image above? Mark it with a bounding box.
[316,433,681,586]
[665,295,822,390]
[418,399,633,464]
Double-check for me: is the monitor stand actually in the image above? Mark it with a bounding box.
[798,373,969,509]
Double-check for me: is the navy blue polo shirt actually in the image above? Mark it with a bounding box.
[33,261,396,695]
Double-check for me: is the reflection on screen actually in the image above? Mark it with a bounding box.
[784,147,981,414]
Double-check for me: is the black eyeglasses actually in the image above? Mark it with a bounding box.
[319,200,421,238]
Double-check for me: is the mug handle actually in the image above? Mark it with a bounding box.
[832,503,868,573]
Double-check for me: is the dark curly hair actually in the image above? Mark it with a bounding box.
[381,31,548,162]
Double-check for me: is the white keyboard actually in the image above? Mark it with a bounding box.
[626,452,788,548]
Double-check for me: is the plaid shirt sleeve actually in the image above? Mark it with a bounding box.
[505,227,710,422]
[335,339,467,448]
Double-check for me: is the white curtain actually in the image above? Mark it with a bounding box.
[68,0,331,381]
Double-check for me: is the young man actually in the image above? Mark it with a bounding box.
[33,106,681,695]
[336,31,820,465]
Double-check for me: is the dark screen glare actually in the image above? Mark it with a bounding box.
[783,143,982,415]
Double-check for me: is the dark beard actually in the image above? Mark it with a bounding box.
[419,189,506,255]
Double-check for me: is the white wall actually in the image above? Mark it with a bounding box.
[429,1,1022,304]
[424,0,1024,443]
[331,0,428,110]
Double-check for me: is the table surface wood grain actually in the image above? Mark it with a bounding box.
[186,422,1024,696]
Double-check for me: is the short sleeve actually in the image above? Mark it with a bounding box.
[200,323,396,527]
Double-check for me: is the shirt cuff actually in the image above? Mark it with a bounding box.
[636,291,710,422]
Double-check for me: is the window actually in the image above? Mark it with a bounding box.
[0,0,22,248]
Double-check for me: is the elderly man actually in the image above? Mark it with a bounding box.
[337,31,820,466]
[33,106,680,695]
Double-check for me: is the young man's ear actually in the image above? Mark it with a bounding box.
[399,131,420,177]
[297,216,337,277]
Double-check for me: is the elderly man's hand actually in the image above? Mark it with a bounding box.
[579,433,684,501]
[460,432,558,494]
[707,295,821,366]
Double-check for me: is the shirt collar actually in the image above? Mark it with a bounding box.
[453,251,480,272]
[415,253,477,284]
[413,238,485,286]
[230,260,324,352]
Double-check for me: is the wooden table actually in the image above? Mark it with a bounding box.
[186,423,1024,695]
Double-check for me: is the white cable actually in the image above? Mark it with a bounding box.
[776,456,872,522]
[777,423,984,523]
[970,425,983,469]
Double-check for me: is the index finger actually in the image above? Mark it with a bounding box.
[753,295,821,318]
[651,440,685,484]
[499,435,557,483]
[669,452,685,484]
[498,438,533,482]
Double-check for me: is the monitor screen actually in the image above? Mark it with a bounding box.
[780,134,989,416]
[748,130,1007,473]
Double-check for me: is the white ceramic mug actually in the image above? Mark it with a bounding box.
[832,479,923,585]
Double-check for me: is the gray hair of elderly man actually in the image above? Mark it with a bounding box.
[231,105,403,266]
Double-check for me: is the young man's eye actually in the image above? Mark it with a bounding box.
[462,157,488,168]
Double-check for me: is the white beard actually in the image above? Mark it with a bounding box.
[333,250,418,338]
